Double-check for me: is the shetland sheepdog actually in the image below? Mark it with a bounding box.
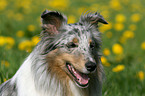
[0,10,108,96]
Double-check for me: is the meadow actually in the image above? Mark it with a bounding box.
[0,0,145,95]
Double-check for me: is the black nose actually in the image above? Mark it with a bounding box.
[85,61,96,72]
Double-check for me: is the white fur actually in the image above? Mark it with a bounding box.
[69,80,84,96]
[11,54,39,96]
[10,52,89,96]
[1,11,105,96]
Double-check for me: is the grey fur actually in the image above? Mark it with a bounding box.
[32,11,107,95]
[0,10,107,96]
[0,79,17,96]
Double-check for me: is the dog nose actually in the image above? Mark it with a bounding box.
[85,61,96,72]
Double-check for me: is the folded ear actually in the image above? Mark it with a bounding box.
[79,12,108,27]
[41,10,67,35]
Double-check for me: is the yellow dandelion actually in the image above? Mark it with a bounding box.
[0,36,6,46]
[5,37,15,45]
[112,65,125,72]
[141,42,145,50]
[18,40,33,52]
[31,36,40,46]
[99,23,112,33]
[114,23,124,31]
[137,71,144,81]
[48,0,70,10]
[115,14,126,23]
[112,43,123,55]
[5,37,15,49]
[27,25,36,32]
[68,15,76,24]
[16,30,24,38]
[26,48,32,53]
[131,13,141,22]
[4,78,7,82]
[106,32,113,38]
[0,0,7,11]
[103,48,110,56]
[129,24,137,31]
[110,0,122,11]
[1,60,10,67]
[101,56,107,64]
[103,62,111,67]
[123,30,134,39]
[101,56,110,67]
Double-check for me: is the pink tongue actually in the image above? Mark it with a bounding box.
[75,70,89,85]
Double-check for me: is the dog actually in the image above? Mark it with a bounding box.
[0,10,108,96]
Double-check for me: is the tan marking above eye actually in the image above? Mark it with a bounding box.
[89,39,92,44]
[72,38,79,43]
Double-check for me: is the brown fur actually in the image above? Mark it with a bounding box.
[72,37,79,44]
[46,49,89,96]
[43,24,59,35]
[89,39,92,44]
[40,10,106,96]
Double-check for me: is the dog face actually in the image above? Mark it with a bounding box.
[40,10,108,88]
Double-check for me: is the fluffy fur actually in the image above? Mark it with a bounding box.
[0,10,108,96]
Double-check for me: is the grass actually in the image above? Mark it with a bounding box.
[0,0,145,95]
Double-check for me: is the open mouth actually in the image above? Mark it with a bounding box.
[66,62,90,88]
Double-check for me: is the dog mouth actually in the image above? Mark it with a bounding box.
[66,62,90,88]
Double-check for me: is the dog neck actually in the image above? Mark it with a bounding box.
[11,46,101,96]
[34,71,88,96]
[28,50,88,96]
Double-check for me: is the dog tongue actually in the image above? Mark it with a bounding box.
[68,65,89,85]
[75,69,89,85]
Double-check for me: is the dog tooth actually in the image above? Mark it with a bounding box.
[79,78,81,82]
[74,71,76,74]
[72,67,75,71]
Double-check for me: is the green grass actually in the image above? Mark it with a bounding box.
[0,0,145,95]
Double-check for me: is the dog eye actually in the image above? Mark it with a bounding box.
[66,42,78,48]
[90,42,95,49]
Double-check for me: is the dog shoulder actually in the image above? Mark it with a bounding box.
[0,79,17,96]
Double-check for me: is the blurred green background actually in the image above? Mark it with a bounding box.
[0,0,145,95]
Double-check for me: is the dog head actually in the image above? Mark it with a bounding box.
[40,10,108,88]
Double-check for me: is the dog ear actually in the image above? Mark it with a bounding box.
[79,12,108,27]
[41,10,67,35]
